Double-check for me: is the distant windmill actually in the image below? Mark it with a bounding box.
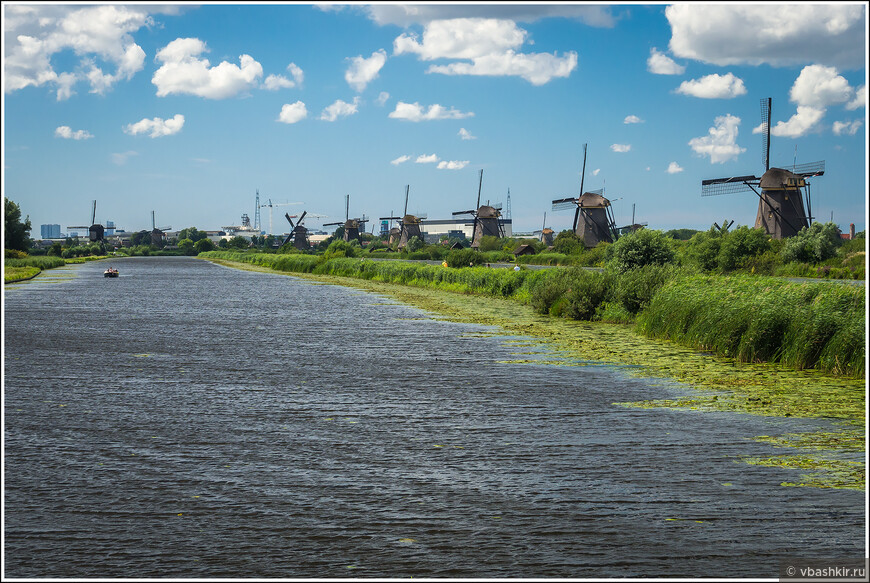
[379,185,427,250]
[323,194,368,242]
[539,212,554,246]
[701,97,824,239]
[150,211,171,246]
[551,144,619,247]
[67,200,105,243]
[452,169,504,248]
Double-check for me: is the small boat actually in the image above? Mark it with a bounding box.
[104,268,119,278]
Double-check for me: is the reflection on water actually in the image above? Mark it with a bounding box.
[3,257,863,578]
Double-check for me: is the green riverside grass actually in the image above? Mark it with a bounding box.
[200,252,865,490]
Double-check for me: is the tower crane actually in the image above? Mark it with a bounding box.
[260,199,303,235]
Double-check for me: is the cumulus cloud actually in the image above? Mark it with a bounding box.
[789,64,855,108]
[394,18,577,85]
[767,106,827,138]
[667,162,684,174]
[611,144,631,153]
[152,38,263,99]
[676,73,747,99]
[345,49,387,92]
[832,120,863,136]
[389,101,474,121]
[665,4,865,69]
[361,4,616,28]
[319,98,360,121]
[123,114,185,138]
[391,155,411,165]
[54,126,94,140]
[624,115,643,124]
[277,101,308,124]
[263,63,304,90]
[647,48,685,75]
[415,154,440,164]
[4,4,154,99]
[689,114,746,164]
[437,160,469,170]
[459,128,477,140]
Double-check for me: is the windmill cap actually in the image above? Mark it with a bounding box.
[477,205,500,218]
[761,167,805,189]
[402,214,422,223]
[578,192,610,207]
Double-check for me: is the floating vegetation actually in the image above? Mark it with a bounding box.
[741,455,865,490]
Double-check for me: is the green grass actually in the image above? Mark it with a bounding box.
[5,266,41,283]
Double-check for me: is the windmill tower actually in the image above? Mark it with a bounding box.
[67,200,105,242]
[150,211,171,246]
[323,194,368,242]
[551,144,618,247]
[379,185,426,250]
[540,212,554,246]
[701,97,824,239]
[452,169,504,248]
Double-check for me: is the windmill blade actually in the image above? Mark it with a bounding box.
[475,169,483,210]
[790,160,825,177]
[491,202,502,211]
[551,197,578,211]
[282,233,294,246]
[91,200,97,225]
[588,188,605,196]
[297,210,307,225]
[701,175,760,197]
[284,212,295,229]
[453,209,476,216]
[403,185,409,216]
[760,97,771,172]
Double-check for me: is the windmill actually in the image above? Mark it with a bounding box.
[452,169,504,248]
[150,211,171,246]
[282,211,327,249]
[539,212,554,246]
[379,185,427,250]
[551,144,619,247]
[323,194,368,242]
[67,200,105,242]
[701,97,824,239]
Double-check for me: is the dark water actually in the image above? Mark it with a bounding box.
[3,257,864,578]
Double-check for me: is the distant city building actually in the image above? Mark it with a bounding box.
[106,220,115,236]
[41,224,61,239]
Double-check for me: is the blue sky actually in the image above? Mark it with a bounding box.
[3,2,867,236]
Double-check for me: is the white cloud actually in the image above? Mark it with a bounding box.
[389,101,474,122]
[394,18,577,85]
[767,106,826,138]
[54,126,93,140]
[459,128,477,140]
[789,64,855,109]
[345,49,387,92]
[319,98,360,121]
[111,150,138,165]
[123,114,185,138]
[376,91,391,106]
[263,64,303,90]
[611,144,631,153]
[665,4,865,69]
[277,101,308,124]
[832,120,863,136]
[415,154,440,164]
[390,155,411,165]
[667,162,684,174]
[437,160,469,170]
[846,85,866,110]
[676,73,747,99]
[362,5,616,28]
[152,38,263,99]
[647,48,685,75]
[624,115,643,124]
[4,5,154,99]
[689,113,746,164]
[592,169,601,176]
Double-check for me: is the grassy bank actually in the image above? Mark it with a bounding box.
[201,250,864,379]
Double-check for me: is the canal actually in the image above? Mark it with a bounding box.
[3,256,863,578]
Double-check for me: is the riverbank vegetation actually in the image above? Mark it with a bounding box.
[202,230,865,379]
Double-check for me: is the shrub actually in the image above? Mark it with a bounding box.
[781,222,842,264]
[606,229,675,273]
[194,238,215,253]
[552,230,583,255]
[717,225,771,271]
[5,248,27,259]
[610,263,675,314]
[446,248,484,268]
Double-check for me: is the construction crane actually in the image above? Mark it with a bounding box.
[260,198,303,235]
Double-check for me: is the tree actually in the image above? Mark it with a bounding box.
[227,236,250,249]
[781,222,842,264]
[194,238,215,253]
[606,228,675,273]
[406,235,424,252]
[131,230,151,246]
[5,197,32,252]
[552,230,583,255]
[178,238,196,255]
[177,226,207,242]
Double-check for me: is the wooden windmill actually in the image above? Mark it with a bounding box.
[379,185,426,250]
[67,200,105,243]
[551,144,618,247]
[539,212,554,246]
[701,97,824,239]
[150,211,171,246]
[282,211,309,249]
[323,194,368,242]
[452,169,504,248]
